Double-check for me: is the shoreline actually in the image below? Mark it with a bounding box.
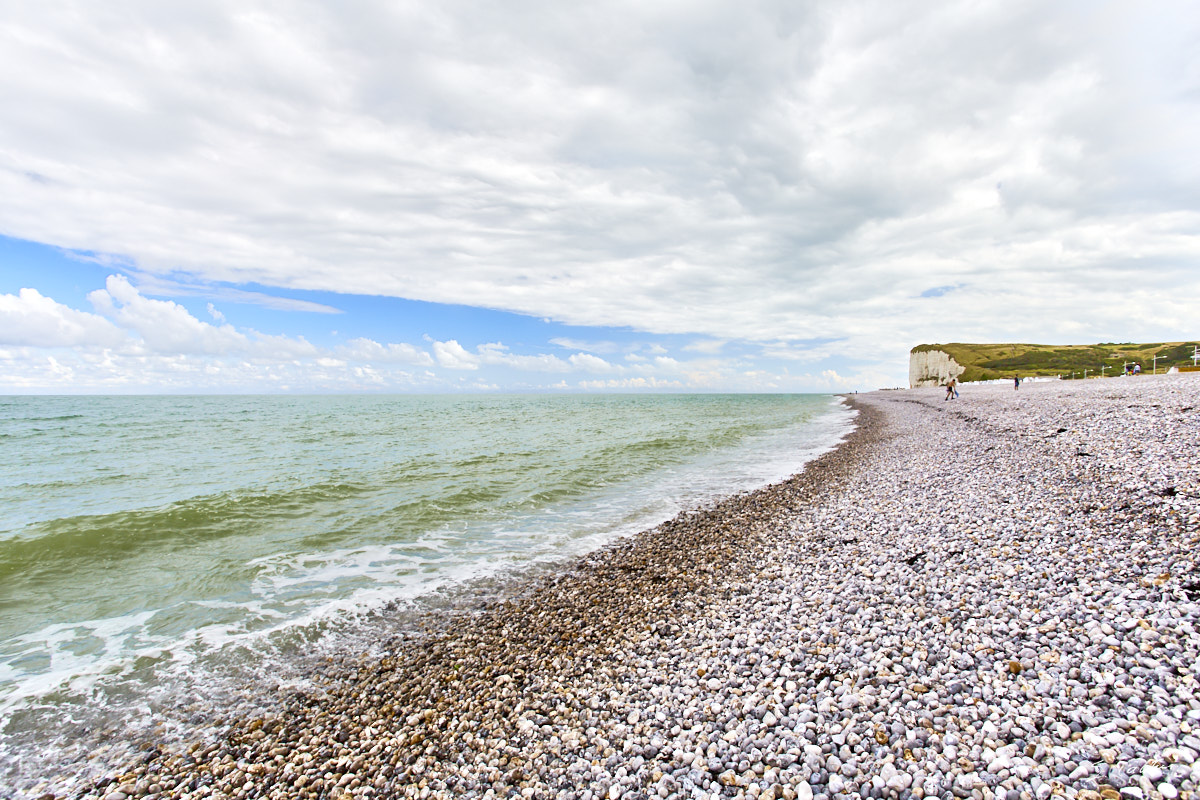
[43,376,1200,799]
[0,394,852,797]
[32,401,880,800]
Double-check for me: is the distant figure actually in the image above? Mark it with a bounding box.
[945,378,956,401]
[1133,363,1141,374]
[1014,375,1021,390]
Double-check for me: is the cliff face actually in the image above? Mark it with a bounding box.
[909,349,966,387]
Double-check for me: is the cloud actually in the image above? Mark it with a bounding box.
[341,337,434,366]
[821,369,854,387]
[143,280,344,314]
[550,337,618,354]
[4,278,745,391]
[578,377,685,391]
[0,287,127,347]
[476,342,571,372]
[89,275,249,355]
[759,341,835,363]
[568,353,614,372]
[1,1,1198,389]
[0,278,897,391]
[0,279,400,391]
[431,339,480,370]
[249,331,321,360]
[428,340,576,373]
[683,340,725,354]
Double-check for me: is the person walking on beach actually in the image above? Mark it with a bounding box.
[1014,375,1020,390]
[945,378,956,401]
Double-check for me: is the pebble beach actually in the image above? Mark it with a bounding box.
[50,374,1200,800]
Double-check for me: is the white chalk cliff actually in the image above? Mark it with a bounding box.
[909,349,966,388]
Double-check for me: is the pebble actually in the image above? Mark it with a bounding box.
[52,374,1200,800]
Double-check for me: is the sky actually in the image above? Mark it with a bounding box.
[1,0,1198,393]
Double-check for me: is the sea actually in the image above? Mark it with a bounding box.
[0,393,853,794]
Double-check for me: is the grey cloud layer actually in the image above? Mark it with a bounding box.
[2,0,1198,369]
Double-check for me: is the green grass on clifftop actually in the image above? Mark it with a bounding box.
[911,341,1200,382]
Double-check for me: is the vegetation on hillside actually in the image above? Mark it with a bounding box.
[911,341,1200,382]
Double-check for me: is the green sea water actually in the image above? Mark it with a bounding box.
[0,393,851,792]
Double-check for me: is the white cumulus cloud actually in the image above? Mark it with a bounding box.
[431,339,480,370]
[89,275,248,355]
[0,287,127,348]
[342,337,434,366]
[568,353,614,373]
